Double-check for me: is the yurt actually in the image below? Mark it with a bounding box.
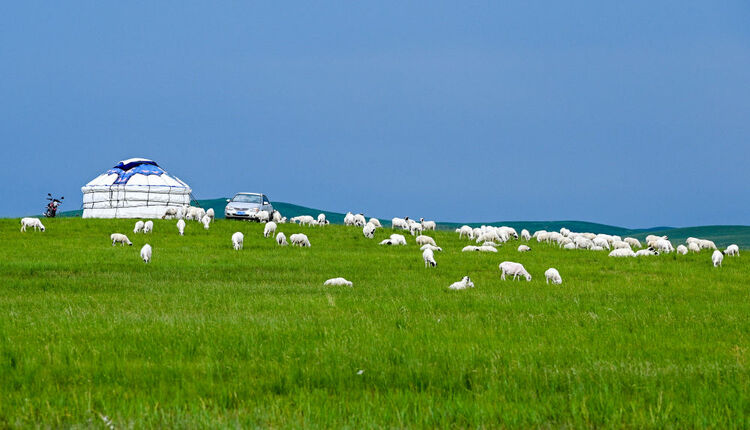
[81,158,192,218]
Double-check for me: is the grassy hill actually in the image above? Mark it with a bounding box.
[1,217,748,427]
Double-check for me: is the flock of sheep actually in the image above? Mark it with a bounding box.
[19,206,741,289]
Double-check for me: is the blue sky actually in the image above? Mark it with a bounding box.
[1,2,748,227]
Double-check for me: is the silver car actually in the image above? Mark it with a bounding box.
[225,192,274,220]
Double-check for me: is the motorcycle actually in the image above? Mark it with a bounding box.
[44,193,64,218]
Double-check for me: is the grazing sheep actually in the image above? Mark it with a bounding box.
[420,218,436,231]
[231,232,244,250]
[712,250,724,267]
[133,220,145,234]
[422,248,437,267]
[592,237,610,249]
[389,234,407,245]
[420,244,442,252]
[143,220,154,234]
[317,214,327,225]
[479,246,498,252]
[564,242,577,250]
[201,215,211,230]
[676,245,688,255]
[624,237,642,249]
[458,225,474,239]
[110,233,132,246]
[379,239,394,245]
[725,244,740,256]
[290,233,311,247]
[272,210,283,223]
[177,219,186,236]
[612,241,631,250]
[291,215,316,226]
[521,229,531,241]
[353,214,366,227]
[635,248,659,256]
[409,223,423,236]
[276,232,288,246]
[608,248,636,257]
[264,221,277,238]
[688,242,701,253]
[20,217,45,232]
[544,268,562,285]
[499,261,532,281]
[653,239,674,253]
[448,276,474,290]
[462,246,481,252]
[324,277,353,287]
[368,218,382,228]
[205,208,215,221]
[344,212,356,226]
[415,235,436,246]
[254,210,271,223]
[517,245,531,252]
[162,207,178,219]
[140,244,152,263]
[699,239,717,250]
[363,223,376,239]
[391,217,409,230]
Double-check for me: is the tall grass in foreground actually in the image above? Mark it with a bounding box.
[0,218,748,428]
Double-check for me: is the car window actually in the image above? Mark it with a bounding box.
[263,197,269,204]
[233,194,261,204]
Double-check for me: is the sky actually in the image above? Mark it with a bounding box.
[1,2,748,227]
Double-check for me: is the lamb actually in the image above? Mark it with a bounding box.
[725,244,740,256]
[231,232,244,250]
[699,239,717,250]
[205,208,215,221]
[143,220,153,234]
[420,218,436,231]
[608,248,635,257]
[276,232,288,246]
[544,268,562,285]
[635,248,659,256]
[712,250,723,267]
[409,222,423,236]
[415,235,436,246]
[391,217,409,230]
[363,223,376,239]
[20,217,45,232]
[458,225,473,239]
[201,215,211,230]
[368,218,382,228]
[291,215,315,226]
[344,212,356,226]
[499,261,532,281]
[272,210,283,223]
[676,245,688,255]
[624,237,642,249]
[290,233,311,247]
[162,207,178,219]
[177,219,186,236]
[521,229,531,241]
[134,220,145,234]
[653,239,674,253]
[264,221,277,238]
[448,276,474,290]
[388,234,407,245]
[317,214,327,225]
[592,237,610,249]
[110,233,132,246]
[140,244,152,263]
[612,241,631,250]
[353,214,366,227]
[254,210,271,223]
[517,245,531,252]
[324,277,353,287]
[688,242,701,253]
[420,244,442,252]
[422,248,437,267]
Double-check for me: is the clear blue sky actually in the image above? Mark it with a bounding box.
[2,2,748,227]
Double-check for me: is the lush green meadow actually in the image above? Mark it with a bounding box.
[1,218,748,428]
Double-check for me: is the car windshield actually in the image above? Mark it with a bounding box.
[233,194,261,204]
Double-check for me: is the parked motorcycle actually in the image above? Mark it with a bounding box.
[44,193,64,218]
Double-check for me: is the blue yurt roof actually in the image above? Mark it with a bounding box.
[83,158,190,189]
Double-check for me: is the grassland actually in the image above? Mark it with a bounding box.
[1,218,748,428]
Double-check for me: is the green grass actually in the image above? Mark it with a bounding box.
[1,218,749,428]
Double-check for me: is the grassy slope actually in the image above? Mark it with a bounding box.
[0,218,748,427]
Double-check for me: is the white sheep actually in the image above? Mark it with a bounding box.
[612,241,631,250]
[415,235,436,246]
[409,222,423,236]
[420,244,442,252]
[317,213,327,225]
[344,212,355,226]
[201,215,211,230]
[368,218,382,228]
[140,244,152,263]
[521,229,531,241]
[231,232,244,250]
[699,239,717,250]
[20,217,45,232]
[290,233,311,247]
[389,234,407,245]
[653,239,673,253]
[676,245,688,255]
[688,242,701,253]
[462,245,481,252]
[177,219,186,236]
[725,244,740,256]
[608,248,635,257]
[499,261,532,281]
[544,268,562,285]
[143,220,154,234]
[458,225,473,239]
[422,248,437,267]
[272,210,283,223]
[448,276,474,290]
[254,210,271,223]
[635,248,659,256]
[564,242,577,250]
[162,207,178,219]
[479,246,498,252]
[324,277,353,287]
[420,218,436,231]
[353,214,366,227]
[264,221,277,238]
[205,208,215,221]
[517,245,531,252]
[276,232,288,246]
[712,250,723,267]
[624,237,642,249]
[391,217,409,230]
[363,223,376,239]
[133,220,145,234]
[110,233,132,246]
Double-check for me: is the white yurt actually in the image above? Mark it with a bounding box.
[81,158,192,218]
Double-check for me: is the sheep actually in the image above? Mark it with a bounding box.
[140,244,152,263]
[363,223,376,239]
[712,250,723,267]
[344,212,356,226]
[688,242,701,253]
[353,214,366,227]
[676,245,688,255]
[391,217,409,230]
[264,221,277,238]
[272,210,283,223]
[162,207,178,219]
[448,276,474,290]
[254,210,271,223]
[205,208,215,221]
[195,208,206,222]
[134,220,145,234]
[479,246,498,252]
[592,237,610,249]
[420,218,436,231]
[379,239,395,245]
[415,235,436,246]
[368,218,382,228]
[143,220,153,234]
[517,245,531,252]
[389,234,407,245]
[291,215,315,226]
[635,248,659,256]
[422,248,437,268]
[201,215,211,230]
[110,233,132,246]
[653,239,674,253]
[624,237,642,249]
[564,242,577,250]
[699,239,717,250]
[324,277,353,287]
[177,219,186,236]
[20,217,45,232]
[458,225,473,239]
[462,246,481,252]
[409,222,423,236]
[317,214,327,225]
[499,261,532,281]
[276,232,288,246]
[521,229,531,241]
[420,244,442,252]
[608,248,635,257]
[725,244,740,256]
[290,233,311,247]
[544,268,562,285]
[231,232,244,250]
[612,241,631,250]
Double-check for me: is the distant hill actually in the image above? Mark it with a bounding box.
[54,198,750,248]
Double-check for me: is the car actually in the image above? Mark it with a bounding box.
[225,192,274,220]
